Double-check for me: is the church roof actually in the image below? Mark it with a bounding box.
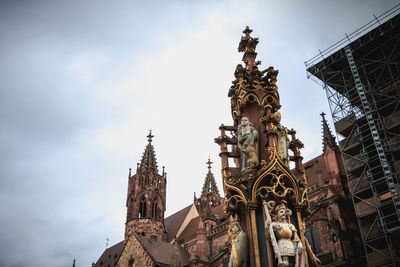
[135,234,189,266]
[201,158,220,197]
[138,131,158,174]
[164,204,193,242]
[321,112,338,152]
[177,216,201,242]
[93,241,125,267]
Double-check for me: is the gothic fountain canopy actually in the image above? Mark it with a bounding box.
[215,27,320,267]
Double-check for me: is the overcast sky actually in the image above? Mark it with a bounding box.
[0,1,398,266]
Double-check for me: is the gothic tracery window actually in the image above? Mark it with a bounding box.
[139,196,147,218]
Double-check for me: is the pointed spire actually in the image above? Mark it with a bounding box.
[201,157,220,197]
[139,130,159,174]
[238,26,259,70]
[321,112,338,152]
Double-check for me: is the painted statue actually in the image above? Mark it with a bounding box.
[228,217,248,267]
[265,201,303,267]
[274,111,290,165]
[238,117,259,172]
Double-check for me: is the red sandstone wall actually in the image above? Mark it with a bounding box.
[118,236,155,267]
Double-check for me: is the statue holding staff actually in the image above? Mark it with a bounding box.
[265,201,303,267]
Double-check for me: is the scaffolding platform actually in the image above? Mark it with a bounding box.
[305,4,400,266]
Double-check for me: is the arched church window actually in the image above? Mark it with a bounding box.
[145,175,149,185]
[152,202,158,219]
[305,223,321,254]
[139,176,143,186]
[139,196,147,218]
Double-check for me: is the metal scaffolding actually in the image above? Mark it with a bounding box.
[305,4,400,266]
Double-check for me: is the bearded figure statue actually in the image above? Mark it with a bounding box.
[238,117,259,172]
[265,201,302,267]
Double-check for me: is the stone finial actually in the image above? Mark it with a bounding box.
[147,129,154,143]
[206,156,213,170]
[201,157,220,197]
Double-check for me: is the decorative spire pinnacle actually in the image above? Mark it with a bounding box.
[238,26,259,70]
[201,157,220,197]
[243,26,252,36]
[147,129,154,143]
[321,112,338,152]
[206,156,212,170]
[106,237,109,249]
[139,131,159,174]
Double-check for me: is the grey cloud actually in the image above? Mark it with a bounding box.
[0,1,398,266]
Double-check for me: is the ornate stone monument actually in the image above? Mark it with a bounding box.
[215,27,320,267]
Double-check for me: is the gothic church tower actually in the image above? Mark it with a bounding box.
[124,131,166,242]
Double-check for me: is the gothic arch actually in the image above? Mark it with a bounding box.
[139,195,147,218]
[149,193,163,219]
[151,201,158,219]
[149,191,162,202]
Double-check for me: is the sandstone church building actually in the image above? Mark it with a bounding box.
[93,28,364,267]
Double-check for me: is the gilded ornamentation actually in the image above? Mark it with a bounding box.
[254,147,299,203]
[260,160,267,168]
[216,27,314,267]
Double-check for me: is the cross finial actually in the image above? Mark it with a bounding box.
[147,129,154,143]
[106,237,110,249]
[206,156,213,170]
[320,112,326,119]
[243,26,253,37]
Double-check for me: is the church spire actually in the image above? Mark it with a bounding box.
[138,130,158,174]
[201,157,220,197]
[321,112,338,152]
[125,130,166,242]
